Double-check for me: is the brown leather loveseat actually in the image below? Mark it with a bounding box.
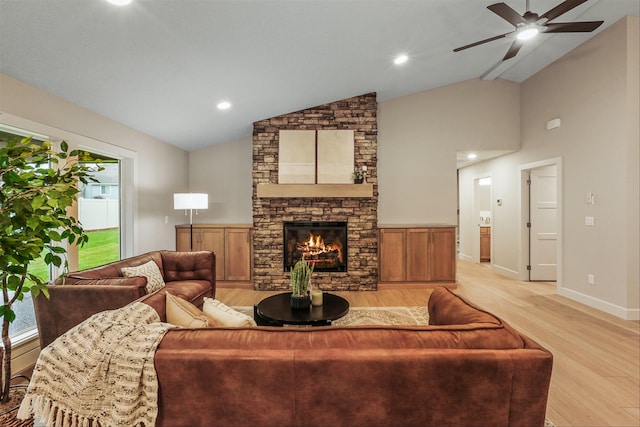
[33,250,215,349]
[139,286,553,427]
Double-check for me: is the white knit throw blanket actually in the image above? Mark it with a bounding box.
[18,302,175,427]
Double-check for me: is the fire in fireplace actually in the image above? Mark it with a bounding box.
[283,221,347,272]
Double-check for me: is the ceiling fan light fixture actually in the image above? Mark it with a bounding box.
[454,1,604,62]
[393,54,409,65]
[106,0,132,5]
[517,26,539,41]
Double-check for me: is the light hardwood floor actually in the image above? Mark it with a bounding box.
[217,259,640,427]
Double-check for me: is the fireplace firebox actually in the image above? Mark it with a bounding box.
[283,222,347,272]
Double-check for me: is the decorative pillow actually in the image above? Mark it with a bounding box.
[121,260,165,294]
[165,293,216,328]
[202,297,257,327]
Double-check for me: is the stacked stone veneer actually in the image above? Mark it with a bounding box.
[252,93,378,291]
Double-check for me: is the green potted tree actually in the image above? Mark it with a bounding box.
[0,137,99,403]
[290,255,314,309]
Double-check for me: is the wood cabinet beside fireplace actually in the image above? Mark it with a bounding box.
[176,224,252,283]
[378,226,456,284]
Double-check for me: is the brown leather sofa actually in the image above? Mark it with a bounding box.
[33,250,215,349]
[138,286,553,427]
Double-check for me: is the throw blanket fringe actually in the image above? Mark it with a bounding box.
[18,302,174,427]
[25,396,97,427]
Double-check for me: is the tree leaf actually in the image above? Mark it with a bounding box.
[31,195,46,210]
[48,230,62,241]
[0,305,16,323]
[27,216,40,231]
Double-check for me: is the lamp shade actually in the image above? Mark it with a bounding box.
[174,193,208,210]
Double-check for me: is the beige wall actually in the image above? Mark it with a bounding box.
[377,78,520,224]
[0,73,190,254]
[188,136,253,224]
[458,16,639,319]
[625,17,640,313]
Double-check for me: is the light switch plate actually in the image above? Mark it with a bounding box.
[585,216,594,226]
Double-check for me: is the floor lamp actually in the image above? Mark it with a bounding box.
[174,193,208,250]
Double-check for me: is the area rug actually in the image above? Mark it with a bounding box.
[233,305,431,326]
[333,306,430,326]
[0,387,31,427]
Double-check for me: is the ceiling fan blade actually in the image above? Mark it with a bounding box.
[503,39,524,60]
[543,21,604,32]
[540,0,587,22]
[453,32,513,52]
[487,3,527,27]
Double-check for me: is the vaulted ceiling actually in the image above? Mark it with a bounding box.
[1,0,637,151]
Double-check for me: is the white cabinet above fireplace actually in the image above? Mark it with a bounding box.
[256,183,373,198]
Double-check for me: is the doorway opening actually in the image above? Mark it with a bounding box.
[473,176,492,264]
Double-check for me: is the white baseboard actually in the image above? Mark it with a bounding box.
[11,334,40,375]
[492,264,519,280]
[458,253,473,261]
[560,287,640,320]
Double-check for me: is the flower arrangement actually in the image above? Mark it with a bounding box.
[353,167,366,183]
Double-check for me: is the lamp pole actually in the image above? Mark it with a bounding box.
[173,193,208,252]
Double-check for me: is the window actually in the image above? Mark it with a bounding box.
[77,153,121,270]
[1,119,136,343]
[0,127,49,339]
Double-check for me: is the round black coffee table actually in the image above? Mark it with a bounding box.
[254,292,349,326]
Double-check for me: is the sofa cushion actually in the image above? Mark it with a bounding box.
[163,280,212,308]
[202,298,257,327]
[165,293,216,328]
[122,260,165,293]
[52,251,165,285]
[160,251,215,284]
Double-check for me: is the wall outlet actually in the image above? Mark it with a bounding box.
[585,216,595,226]
[588,274,595,285]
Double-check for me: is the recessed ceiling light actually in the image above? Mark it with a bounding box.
[217,101,231,110]
[393,54,408,65]
[467,153,477,159]
[106,0,132,5]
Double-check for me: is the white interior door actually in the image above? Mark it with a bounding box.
[529,165,557,281]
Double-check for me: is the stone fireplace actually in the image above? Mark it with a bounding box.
[252,93,378,291]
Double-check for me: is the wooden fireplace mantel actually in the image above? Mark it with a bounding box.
[257,183,373,198]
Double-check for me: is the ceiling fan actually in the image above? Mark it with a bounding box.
[453,0,604,61]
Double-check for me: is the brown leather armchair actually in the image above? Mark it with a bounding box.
[33,250,215,349]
